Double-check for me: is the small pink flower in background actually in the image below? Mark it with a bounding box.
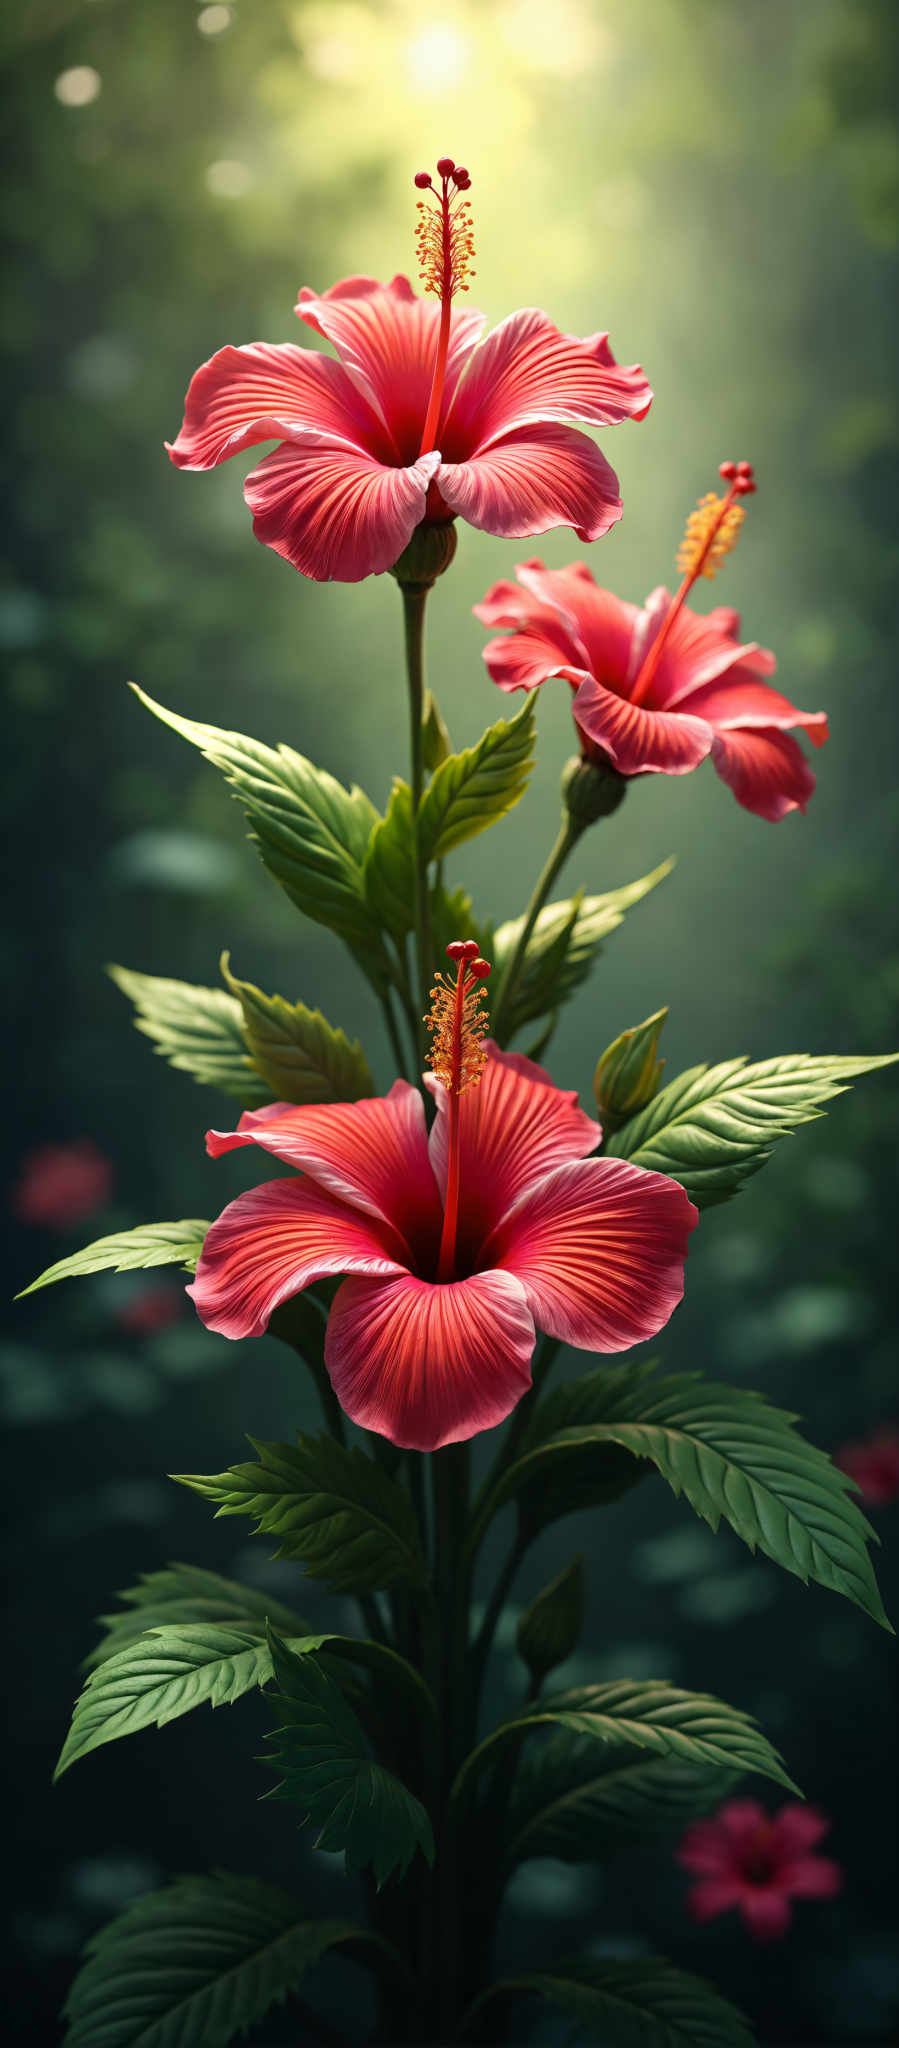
[167,157,651,582]
[835,1425,899,1506]
[11,1140,114,1230]
[678,1799,843,1941]
[476,462,829,822]
[114,1285,182,1336]
[188,944,697,1452]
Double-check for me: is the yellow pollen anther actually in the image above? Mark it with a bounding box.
[425,970,489,1095]
[676,491,745,582]
[415,194,476,300]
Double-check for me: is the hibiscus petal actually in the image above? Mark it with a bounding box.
[678,1802,765,1871]
[514,561,640,681]
[739,1889,793,1941]
[710,726,817,819]
[166,343,385,469]
[426,1046,600,1261]
[438,424,623,543]
[205,1082,442,1263]
[243,441,441,582]
[766,1805,831,1861]
[446,308,652,448]
[187,1179,406,1340]
[570,671,713,777]
[324,1268,535,1452]
[686,1877,746,1922]
[488,1156,698,1351]
[675,669,829,745]
[479,618,587,694]
[782,1856,843,1900]
[296,274,484,461]
[640,594,778,706]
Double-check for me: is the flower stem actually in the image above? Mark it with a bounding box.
[380,986,412,1083]
[401,582,434,1065]
[491,811,584,1043]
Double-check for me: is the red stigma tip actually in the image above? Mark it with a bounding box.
[414,171,432,189]
[718,461,737,480]
[445,940,468,961]
[737,478,757,494]
[452,165,470,183]
[436,155,455,176]
[736,461,754,477]
[470,958,492,980]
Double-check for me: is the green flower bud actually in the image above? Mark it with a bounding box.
[560,750,627,827]
[593,1006,668,1132]
[390,519,457,588]
[516,1555,586,1686]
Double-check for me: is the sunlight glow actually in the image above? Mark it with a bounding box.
[197,6,233,34]
[405,25,471,93]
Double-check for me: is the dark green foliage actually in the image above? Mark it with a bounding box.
[63,1872,392,2047]
[505,1733,737,1866]
[131,687,391,983]
[509,1361,890,1626]
[474,1957,756,2047]
[17,1220,209,1297]
[55,1623,305,1777]
[220,952,374,1102]
[174,1432,426,1592]
[515,1556,586,1685]
[85,1562,309,1670]
[453,1679,797,1806]
[416,698,536,861]
[606,1052,899,1205]
[108,964,270,1104]
[363,777,416,941]
[264,1628,434,1885]
[491,861,674,1044]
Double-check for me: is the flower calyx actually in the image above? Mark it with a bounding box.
[390,517,458,590]
[561,749,627,828]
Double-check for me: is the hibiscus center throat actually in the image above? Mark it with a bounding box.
[414,157,476,459]
[426,939,491,1282]
[628,460,758,708]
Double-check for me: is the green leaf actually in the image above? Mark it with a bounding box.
[451,1678,797,1809]
[108,964,270,1105]
[430,879,491,962]
[17,1220,209,1299]
[606,1051,899,1207]
[417,698,536,862]
[505,1732,738,1866]
[492,860,674,1044]
[265,1627,435,1885]
[472,1957,756,2048]
[362,777,416,941]
[63,1872,396,2048]
[421,689,452,771]
[55,1623,297,1778]
[85,1563,309,1670]
[517,1369,890,1631]
[174,1432,427,1594]
[220,953,373,1103]
[516,1557,586,1685]
[131,686,389,976]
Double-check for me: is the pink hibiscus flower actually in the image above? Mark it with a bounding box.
[476,462,829,821]
[678,1799,843,1941]
[167,157,651,583]
[835,1424,899,1506]
[11,1139,114,1230]
[188,941,697,1452]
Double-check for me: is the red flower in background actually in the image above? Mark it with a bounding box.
[835,1425,899,1506]
[12,1140,114,1230]
[188,945,696,1452]
[678,1800,843,1940]
[114,1285,183,1336]
[476,463,829,821]
[167,159,651,582]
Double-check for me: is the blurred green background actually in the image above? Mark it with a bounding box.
[3,1,898,2041]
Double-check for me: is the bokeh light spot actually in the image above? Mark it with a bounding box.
[405,24,470,92]
[54,67,101,108]
[198,4,232,33]
[204,158,254,197]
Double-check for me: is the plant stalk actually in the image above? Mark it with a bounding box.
[491,811,584,1042]
[402,582,434,1060]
